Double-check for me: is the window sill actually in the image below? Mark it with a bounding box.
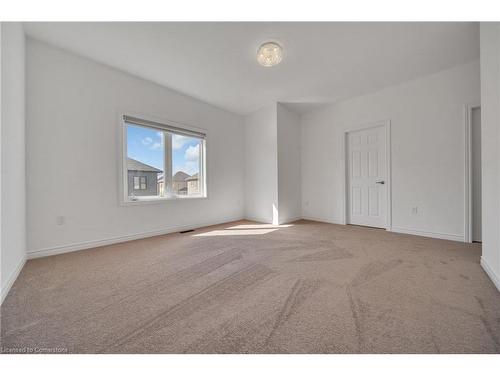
[121,195,208,206]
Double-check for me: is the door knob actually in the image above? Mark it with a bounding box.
[375,181,385,184]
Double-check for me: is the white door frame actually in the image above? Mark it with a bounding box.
[342,120,392,230]
[464,102,481,243]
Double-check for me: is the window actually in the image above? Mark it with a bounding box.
[133,176,147,190]
[122,115,206,203]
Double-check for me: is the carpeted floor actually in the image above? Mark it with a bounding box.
[1,220,499,353]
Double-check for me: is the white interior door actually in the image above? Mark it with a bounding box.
[471,107,482,242]
[347,126,388,228]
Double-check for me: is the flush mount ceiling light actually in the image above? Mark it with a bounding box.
[257,42,283,67]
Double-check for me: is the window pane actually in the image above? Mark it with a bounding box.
[126,123,164,199]
[172,134,202,196]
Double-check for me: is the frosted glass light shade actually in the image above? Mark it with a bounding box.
[257,42,283,67]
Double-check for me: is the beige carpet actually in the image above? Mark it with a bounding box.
[1,220,499,353]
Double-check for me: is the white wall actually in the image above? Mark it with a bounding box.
[301,61,480,241]
[26,39,245,256]
[479,23,500,291]
[277,103,301,224]
[244,104,278,224]
[1,23,26,303]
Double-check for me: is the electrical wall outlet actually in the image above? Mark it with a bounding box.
[411,207,418,215]
[56,216,65,225]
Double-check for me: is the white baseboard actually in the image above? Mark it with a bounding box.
[1,255,27,305]
[280,215,465,243]
[27,216,244,259]
[481,257,500,292]
[243,215,269,224]
[280,216,303,224]
[390,226,464,242]
[300,217,463,241]
[301,215,345,225]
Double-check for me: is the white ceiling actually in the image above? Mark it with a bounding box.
[24,22,479,115]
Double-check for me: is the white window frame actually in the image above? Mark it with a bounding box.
[119,112,207,205]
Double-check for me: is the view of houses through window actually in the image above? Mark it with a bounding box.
[125,119,205,201]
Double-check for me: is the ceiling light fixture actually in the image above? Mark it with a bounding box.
[257,42,283,67]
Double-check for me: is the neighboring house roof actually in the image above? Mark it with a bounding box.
[173,171,190,182]
[185,173,199,182]
[127,158,162,173]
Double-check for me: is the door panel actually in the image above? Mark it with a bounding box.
[368,150,378,176]
[368,186,379,216]
[352,151,361,177]
[347,126,387,228]
[352,187,362,215]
